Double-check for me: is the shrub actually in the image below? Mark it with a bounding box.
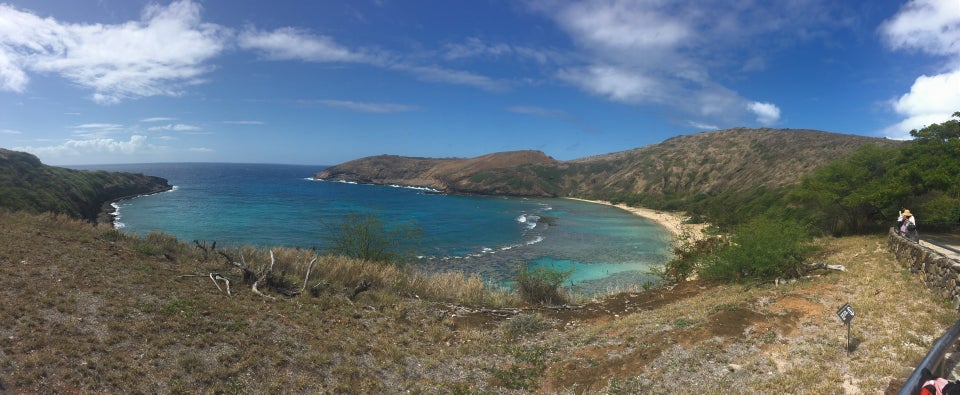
[322,212,421,264]
[699,216,817,282]
[515,264,572,304]
[658,230,729,284]
[133,231,191,261]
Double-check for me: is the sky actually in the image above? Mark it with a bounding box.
[1,0,959,166]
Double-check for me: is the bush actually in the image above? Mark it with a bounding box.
[658,232,729,284]
[699,216,817,282]
[515,264,571,304]
[322,212,421,264]
[134,231,189,261]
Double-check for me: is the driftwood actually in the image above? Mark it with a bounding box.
[251,251,277,300]
[216,250,257,283]
[178,272,231,296]
[300,256,319,294]
[804,261,847,273]
[351,279,373,300]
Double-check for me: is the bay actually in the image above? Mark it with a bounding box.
[74,163,672,293]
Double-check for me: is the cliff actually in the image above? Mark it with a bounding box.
[0,148,172,223]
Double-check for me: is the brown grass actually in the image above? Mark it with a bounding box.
[0,211,954,393]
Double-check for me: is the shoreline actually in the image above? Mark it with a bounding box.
[96,185,176,228]
[564,198,707,242]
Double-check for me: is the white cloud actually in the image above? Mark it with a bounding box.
[318,99,420,113]
[687,121,719,130]
[238,27,369,63]
[557,65,663,104]
[75,123,123,130]
[747,101,781,126]
[240,27,509,91]
[72,123,125,138]
[14,135,151,158]
[879,0,960,57]
[141,117,177,122]
[528,0,855,125]
[391,64,508,92]
[223,120,265,125]
[880,69,960,139]
[879,0,960,138]
[556,1,691,51]
[188,147,214,152]
[0,0,229,103]
[147,123,202,132]
[442,37,561,64]
[0,129,22,135]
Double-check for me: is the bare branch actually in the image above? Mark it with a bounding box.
[301,255,319,294]
[252,275,275,300]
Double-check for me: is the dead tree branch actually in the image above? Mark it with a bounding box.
[251,250,277,300]
[300,256,319,294]
[350,279,373,300]
[178,273,232,296]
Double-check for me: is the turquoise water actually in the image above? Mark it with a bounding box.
[75,163,672,292]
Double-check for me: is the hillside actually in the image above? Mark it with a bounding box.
[0,210,951,393]
[316,150,561,196]
[315,128,901,201]
[0,148,171,223]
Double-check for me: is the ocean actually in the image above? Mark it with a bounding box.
[73,163,672,293]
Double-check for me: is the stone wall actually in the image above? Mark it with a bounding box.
[888,228,960,309]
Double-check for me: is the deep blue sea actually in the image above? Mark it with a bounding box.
[74,163,672,293]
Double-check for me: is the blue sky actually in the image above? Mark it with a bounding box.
[1,0,958,166]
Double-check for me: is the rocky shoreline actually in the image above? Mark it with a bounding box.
[96,185,175,227]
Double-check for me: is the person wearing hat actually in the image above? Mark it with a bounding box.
[898,208,919,242]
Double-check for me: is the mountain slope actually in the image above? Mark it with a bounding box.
[315,128,901,200]
[0,148,172,222]
[316,150,562,196]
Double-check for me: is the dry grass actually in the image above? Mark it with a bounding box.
[0,211,954,393]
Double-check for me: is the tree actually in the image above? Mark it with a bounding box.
[893,112,960,224]
[787,144,903,235]
[322,212,422,264]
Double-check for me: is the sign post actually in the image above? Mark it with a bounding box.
[836,303,855,355]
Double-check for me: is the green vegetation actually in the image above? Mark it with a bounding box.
[515,264,572,304]
[321,211,422,264]
[0,149,169,221]
[651,112,959,285]
[699,216,817,282]
[657,230,727,283]
[787,111,960,233]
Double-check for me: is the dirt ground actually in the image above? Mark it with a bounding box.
[452,280,820,391]
[449,236,958,393]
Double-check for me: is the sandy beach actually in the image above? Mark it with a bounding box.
[565,198,707,242]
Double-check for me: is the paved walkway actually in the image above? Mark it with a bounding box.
[920,233,960,261]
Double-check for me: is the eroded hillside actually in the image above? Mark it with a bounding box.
[314,128,900,201]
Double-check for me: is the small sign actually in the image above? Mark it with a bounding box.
[837,303,855,324]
